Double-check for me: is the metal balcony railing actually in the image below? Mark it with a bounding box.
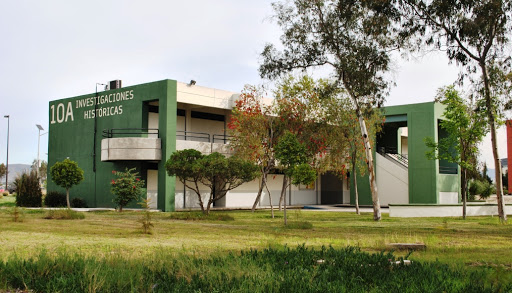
[377,146,408,168]
[176,131,231,144]
[102,128,159,138]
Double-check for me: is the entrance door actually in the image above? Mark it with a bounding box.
[147,170,158,209]
[321,172,344,204]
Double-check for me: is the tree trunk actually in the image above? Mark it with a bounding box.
[480,61,507,222]
[252,175,266,212]
[462,168,467,220]
[66,188,71,209]
[352,159,360,215]
[283,175,287,226]
[279,175,288,211]
[264,177,274,218]
[350,95,381,221]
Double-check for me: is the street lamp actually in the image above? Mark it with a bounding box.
[4,115,9,190]
[36,124,47,180]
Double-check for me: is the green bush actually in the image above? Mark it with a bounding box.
[480,181,496,199]
[469,180,496,199]
[44,191,67,207]
[14,170,42,207]
[71,197,88,208]
[2,191,8,197]
[111,168,145,212]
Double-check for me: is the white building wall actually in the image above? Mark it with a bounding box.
[376,153,409,206]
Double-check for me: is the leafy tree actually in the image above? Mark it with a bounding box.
[425,86,488,219]
[260,0,404,221]
[275,131,316,225]
[229,86,281,213]
[166,150,258,215]
[111,168,145,212]
[273,76,330,209]
[401,0,512,221]
[200,153,259,214]
[50,158,84,208]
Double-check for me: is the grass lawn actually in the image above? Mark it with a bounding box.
[0,196,510,268]
[1,195,512,291]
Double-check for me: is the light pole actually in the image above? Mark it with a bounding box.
[36,124,47,181]
[4,115,9,190]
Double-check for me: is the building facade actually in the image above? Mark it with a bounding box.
[47,79,459,211]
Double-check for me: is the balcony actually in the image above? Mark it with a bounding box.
[101,128,161,161]
[175,131,231,155]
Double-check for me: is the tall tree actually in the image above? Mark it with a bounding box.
[425,86,488,219]
[401,0,512,222]
[228,86,281,213]
[260,0,403,221]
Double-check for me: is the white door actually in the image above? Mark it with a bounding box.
[147,170,158,209]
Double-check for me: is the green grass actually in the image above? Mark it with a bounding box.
[0,208,512,290]
[0,195,15,207]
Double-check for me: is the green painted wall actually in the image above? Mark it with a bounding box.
[352,102,460,205]
[48,80,177,211]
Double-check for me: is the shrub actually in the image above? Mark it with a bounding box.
[43,209,85,220]
[2,191,8,197]
[71,197,88,208]
[44,191,67,207]
[138,198,154,235]
[111,168,145,212]
[14,170,42,207]
[480,181,496,199]
[11,206,24,222]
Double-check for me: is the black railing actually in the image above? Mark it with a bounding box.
[102,128,159,138]
[176,131,210,142]
[377,146,408,168]
[213,134,231,144]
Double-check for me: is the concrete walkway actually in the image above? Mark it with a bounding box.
[303,205,389,213]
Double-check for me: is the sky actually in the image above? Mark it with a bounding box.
[0,0,508,169]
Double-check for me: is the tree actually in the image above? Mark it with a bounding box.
[50,158,84,208]
[272,76,330,209]
[14,170,42,207]
[274,131,317,225]
[111,168,145,212]
[401,0,511,222]
[260,0,404,221]
[425,86,488,219]
[31,159,47,187]
[229,86,281,213]
[166,150,258,215]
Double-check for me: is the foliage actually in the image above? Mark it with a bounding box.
[71,197,88,208]
[469,180,496,200]
[401,0,512,222]
[14,170,42,207]
[425,86,488,218]
[259,1,404,221]
[43,209,85,220]
[2,191,8,197]
[44,191,67,207]
[50,158,84,208]
[138,198,154,235]
[166,150,258,214]
[275,131,317,185]
[229,85,280,211]
[110,168,145,212]
[0,246,509,292]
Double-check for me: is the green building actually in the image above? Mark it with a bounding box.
[353,102,460,206]
[48,79,460,211]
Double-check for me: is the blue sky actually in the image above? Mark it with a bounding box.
[0,0,507,167]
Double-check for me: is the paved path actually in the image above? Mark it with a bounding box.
[303,205,389,213]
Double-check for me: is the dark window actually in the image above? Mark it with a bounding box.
[177,109,186,117]
[191,111,225,122]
